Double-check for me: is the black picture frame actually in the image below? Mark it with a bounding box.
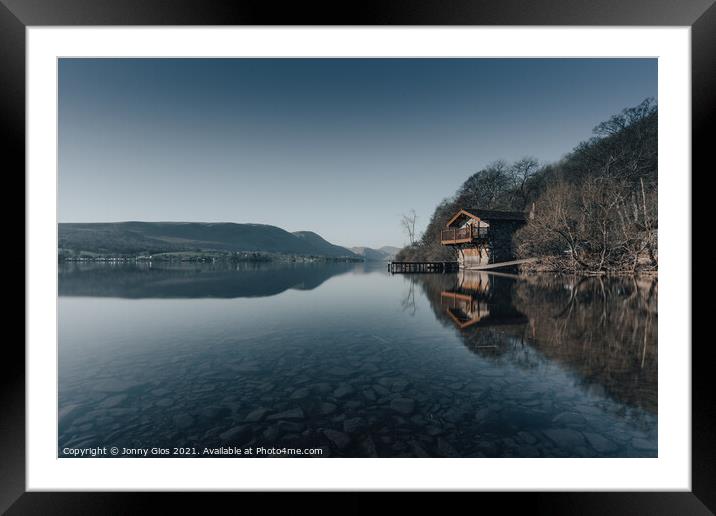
[4,1,711,512]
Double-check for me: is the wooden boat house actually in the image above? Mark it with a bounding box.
[440,208,526,269]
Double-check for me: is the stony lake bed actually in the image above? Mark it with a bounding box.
[58,262,657,458]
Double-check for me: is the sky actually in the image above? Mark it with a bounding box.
[58,58,657,248]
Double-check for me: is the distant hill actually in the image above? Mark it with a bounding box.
[292,231,358,258]
[58,222,359,258]
[378,246,401,258]
[350,246,401,261]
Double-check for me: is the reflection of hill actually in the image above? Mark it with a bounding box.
[413,272,658,414]
[58,262,354,299]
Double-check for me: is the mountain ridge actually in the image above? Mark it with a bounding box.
[59,221,359,258]
[350,245,400,261]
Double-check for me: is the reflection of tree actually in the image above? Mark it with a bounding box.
[512,275,657,414]
[414,272,658,415]
[400,277,417,316]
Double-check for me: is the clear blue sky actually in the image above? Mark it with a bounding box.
[59,58,657,248]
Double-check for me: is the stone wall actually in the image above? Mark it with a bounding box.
[488,220,524,263]
[456,220,524,268]
[457,246,489,268]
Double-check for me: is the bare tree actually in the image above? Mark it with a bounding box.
[516,175,657,274]
[509,157,540,209]
[456,160,513,209]
[401,209,418,245]
[593,97,657,137]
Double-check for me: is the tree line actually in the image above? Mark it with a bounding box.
[396,98,657,274]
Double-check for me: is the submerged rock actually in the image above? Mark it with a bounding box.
[362,389,377,401]
[409,440,430,457]
[244,407,271,422]
[360,436,379,457]
[436,437,460,457]
[343,417,367,434]
[92,379,147,393]
[425,425,443,436]
[517,445,540,457]
[277,421,305,434]
[583,432,618,453]
[198,406,230,420]
[390,398,415,415]
[390,379,410,392]
[552,412,587,426]
[324,429,351,449]
[345,400,363,410]
[173,414,194,430]
[262,425,280,441]
[318,402,337,415]
[326,366,352,376]
[542,428,585,448]
[373,385,390,397]
[631,437,656,451]
[474,408,490,421]
[333,384,355,399]
[312,383,333,394]
[98,394,127,409]
[516,431,537,445]
[232,362,262,373]
[289,387,310,400]
[219,425,250,442]
[267,408,305,421]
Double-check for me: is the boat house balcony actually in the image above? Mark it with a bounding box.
[440,225,490,245]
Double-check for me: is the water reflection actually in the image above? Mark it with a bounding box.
[413,271,657,414]
[59,262,357,298]
[59,263,657,458]
[441,273,527,330]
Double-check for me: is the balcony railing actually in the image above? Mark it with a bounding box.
[440,226,489,243]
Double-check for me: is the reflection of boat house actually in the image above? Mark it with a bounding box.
[440,271,528,330]
[441,291,491,329]
[440,208,526,269]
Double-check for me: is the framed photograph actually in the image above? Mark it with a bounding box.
[6,0,711,511]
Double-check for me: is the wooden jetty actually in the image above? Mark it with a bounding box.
[389,257,540,274]
[388,261,459,274]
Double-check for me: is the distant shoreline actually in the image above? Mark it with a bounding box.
[58,250,369,264]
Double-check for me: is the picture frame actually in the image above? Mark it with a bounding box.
[5,0,710,511]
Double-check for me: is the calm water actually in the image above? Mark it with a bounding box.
[58,262,657,458]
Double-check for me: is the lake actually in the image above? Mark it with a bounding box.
[58,262,657,458]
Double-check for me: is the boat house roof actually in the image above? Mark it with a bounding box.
[446,208,526,228]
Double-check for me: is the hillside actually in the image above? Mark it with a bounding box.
[350,246,400,262]
[292,231,358,258]
[379,246,401,258]
[59,222,359,259]
[397,98,657,273]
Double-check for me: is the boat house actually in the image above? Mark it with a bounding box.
[440,208,526,269]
